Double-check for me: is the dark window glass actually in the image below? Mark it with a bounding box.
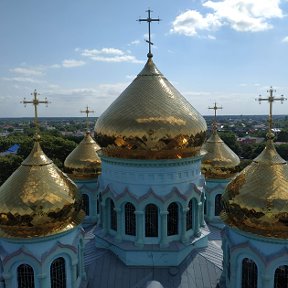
[145,204,158,237]
[125,202,136,236]
[82,194,89,215]
[274,265,288,288]
[50,257,66,288]
[110,199,117,231]
[167,202,178,236]
[17,264,35,288]
[215,194,223,216]
[241,258,257,288]
[186,200,193,231]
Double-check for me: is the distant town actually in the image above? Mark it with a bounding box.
[1,114,288,143]
[0,114,288,185]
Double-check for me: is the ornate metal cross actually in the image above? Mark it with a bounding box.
[209,102,222,131]
[21,89,49,134]
[138,9,160,58]
[81,106,94,131]
[257,86,286,136]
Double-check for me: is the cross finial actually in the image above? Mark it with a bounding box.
[81,106,94,131]
[208,102,222,132]
[138,9,160,58]
[21,89,49,137]
[257,86,286,139]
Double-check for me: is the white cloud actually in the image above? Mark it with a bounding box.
[62,59,86,68]
[171,10,221,36]
[2,76,45,84]
[282,36,288,42]
[10,67,44,76]
[129,40,140,46]
[171,0,284,37]
[79,47,144,64]
[81,48,124,57]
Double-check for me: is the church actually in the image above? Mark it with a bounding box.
[0,10,288,288]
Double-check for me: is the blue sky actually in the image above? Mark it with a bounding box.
[1,0,288,117]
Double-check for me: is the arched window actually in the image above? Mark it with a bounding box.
[82,194,89,215]
[125,202,136,236]
[241,258,257,288]
[96,199,99,214]
[17,264,35,288]
[186,200,193,231]
[50,257,66,288]
[274,265,288,288]
[110,199,117,231]
[167,202,178,236]
[215,194,223,216]
[145,204,158,237]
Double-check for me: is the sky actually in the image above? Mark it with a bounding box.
[1,0,288,117]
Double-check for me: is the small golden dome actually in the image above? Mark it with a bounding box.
[95,58,207,159]
[0,140,84,238]
[222,139,288,238]
[64,131,101,179]
[201,131,240,179]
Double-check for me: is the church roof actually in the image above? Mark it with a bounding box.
[64,131,101,179]
[0,137,84,238]
[95,57,207,160]
[222,138,288,238]
[201,131,240,179]
[82,226,222,288]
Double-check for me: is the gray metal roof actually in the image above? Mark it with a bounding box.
[82,226,222,288]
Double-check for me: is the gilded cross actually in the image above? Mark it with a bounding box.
[138,9,160,58]
[81,106,94,131]
[257,86,286,137]
[208,102,222,131]
[21,89,49,134]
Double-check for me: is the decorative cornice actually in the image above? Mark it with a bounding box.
[101,155,202,168]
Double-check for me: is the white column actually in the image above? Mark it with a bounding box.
[135,210,144,247]
[115,207,122,242]
[101,202,108,235]
[181,207,189,243]
[160,210,169,248]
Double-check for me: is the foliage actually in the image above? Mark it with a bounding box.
[0,154,24,185]
[218,131,241,154]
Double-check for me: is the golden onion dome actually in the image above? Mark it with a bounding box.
[95,58,207,159]
[64,131,101,179]
[221,139,288,238]
[201,131,240,179]
[0,139,84,238]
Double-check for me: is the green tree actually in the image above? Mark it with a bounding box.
[0,154,24,185]
[218,131,241,154]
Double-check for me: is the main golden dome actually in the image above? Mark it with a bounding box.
[95,58,207,159]
[0,139,84,238]
[221,139,288,238]
[64,131,101,179]
[201,131,240,179]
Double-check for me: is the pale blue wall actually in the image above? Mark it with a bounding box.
[75,177,99,226]
[0,227,85,288]
[221,226,288,288]
[95,155,209,266]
